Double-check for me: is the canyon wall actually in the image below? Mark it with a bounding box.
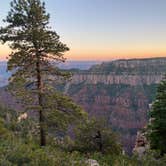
[70,74,163,86]
[1,58,166,154]
[62,58,166,153]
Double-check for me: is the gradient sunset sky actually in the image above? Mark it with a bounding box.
[0,0,166,61]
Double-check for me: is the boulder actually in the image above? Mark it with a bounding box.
[86,159,100,166]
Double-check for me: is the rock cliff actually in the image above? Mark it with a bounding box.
[1,57,166,154]
[61,58,166,154]
[70,74,163,85]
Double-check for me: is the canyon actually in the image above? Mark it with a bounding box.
[1,57,166,154]
[60,57,166,153]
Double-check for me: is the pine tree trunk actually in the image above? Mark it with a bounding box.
[36,58,46,146]
[39,94,46,146]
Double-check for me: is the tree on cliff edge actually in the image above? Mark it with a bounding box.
[149,76,166,155]
[0,0,69,146]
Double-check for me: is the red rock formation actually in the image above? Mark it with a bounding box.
[66,83,153,153]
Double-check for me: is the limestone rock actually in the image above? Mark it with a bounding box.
[133,130,149,157]
[86,159,100,166]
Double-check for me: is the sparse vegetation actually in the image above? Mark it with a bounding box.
[0,106,166,165]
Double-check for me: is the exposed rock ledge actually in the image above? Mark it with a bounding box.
[70,74,163,86]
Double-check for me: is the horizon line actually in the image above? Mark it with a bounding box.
[1,56,166,62]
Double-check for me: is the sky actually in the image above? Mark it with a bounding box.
[0,0,166,61]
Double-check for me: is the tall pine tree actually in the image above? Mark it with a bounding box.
[0,0,70,146]
[149,77,166,155]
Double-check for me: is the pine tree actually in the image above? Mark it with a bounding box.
[149,77,166,155]
[0,0,70,146]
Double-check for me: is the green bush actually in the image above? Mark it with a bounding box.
[72,118,122,155]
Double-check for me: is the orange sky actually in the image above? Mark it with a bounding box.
[0,44,10,60]
[1,43,166,61]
